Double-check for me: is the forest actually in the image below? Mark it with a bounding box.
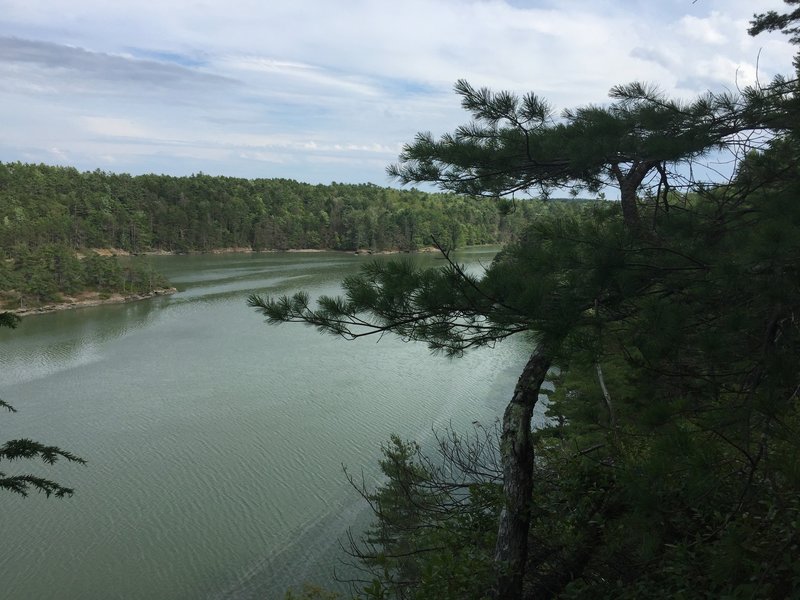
[254,6,800,599]
[0,162,539,308]
[0,162,538,253]
[4,4,800,599]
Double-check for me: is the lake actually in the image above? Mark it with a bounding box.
[0,248,539,599]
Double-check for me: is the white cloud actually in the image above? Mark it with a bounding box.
[678,14,727,45]
[0,0,796,183]
[218,55,380,97]
[82,116,153,139]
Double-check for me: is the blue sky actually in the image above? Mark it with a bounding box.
[0,0,794,187]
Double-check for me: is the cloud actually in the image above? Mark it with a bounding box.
[82,116,155,139]
[218,55,380,97]
[0,1,796,184]
[678,14,728,45]
[0,36,236,94]
[630,47,675,72]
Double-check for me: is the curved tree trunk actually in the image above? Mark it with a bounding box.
[493,348,551,599]
[619,178,642,234]
[612,160,658,235]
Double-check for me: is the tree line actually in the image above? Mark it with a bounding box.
[0,163,540,255]
[0,162,551,309]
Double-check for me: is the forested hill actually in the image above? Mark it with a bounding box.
[0,162,542,254]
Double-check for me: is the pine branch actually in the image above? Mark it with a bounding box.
[0,312,20,329]
[0,473,77,498]
[0,438,87,466]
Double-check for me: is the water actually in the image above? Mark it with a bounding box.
[0,249,537,599]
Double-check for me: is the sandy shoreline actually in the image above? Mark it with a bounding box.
[4,287,178,317]
[1,244,469,317]
[93,245,443,256]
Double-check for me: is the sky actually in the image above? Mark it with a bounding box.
[0,0,795,187]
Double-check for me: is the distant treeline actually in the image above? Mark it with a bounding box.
[0,162,543,254]
[0,161,561,309]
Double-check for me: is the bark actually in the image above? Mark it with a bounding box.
[612,161,658,234]
[619,177,642,233]
[493,347,551,599]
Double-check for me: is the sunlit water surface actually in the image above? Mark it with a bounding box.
[0,249,540,599]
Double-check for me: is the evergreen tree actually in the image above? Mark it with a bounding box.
[252,61,800,598]
[387,78,795,234]
[253,69,800,595]
[750,0,800,46]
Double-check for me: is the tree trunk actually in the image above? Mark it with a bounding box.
[619,177,642,234]
[612,161,658,234]
[493,348,551,599]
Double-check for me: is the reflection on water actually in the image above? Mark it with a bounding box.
[0,249,533,600]
[0,299,162,386]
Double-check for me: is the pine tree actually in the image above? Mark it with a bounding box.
[387,79,795,234]
[251,22,800,598]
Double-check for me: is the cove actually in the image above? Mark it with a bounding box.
[0,249,540,599]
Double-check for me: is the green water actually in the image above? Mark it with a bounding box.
[0,249,536,599]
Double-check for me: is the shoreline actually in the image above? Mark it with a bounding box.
[95,245,446,257]
[4,287,178,317]
[2,244,497,317]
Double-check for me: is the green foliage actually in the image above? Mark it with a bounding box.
[0,163,545,307]
[0,244,169,309]
[0,438,87,498]
[253,14,800,597]
[261,116,800,599]
[0,163,538,255]
[348,428,502,599]
[338,172,800,594]
[250,255,506,357]
[388,79,792,203]
[498,156,795,597]
[0,311,19,329]
[750,0,800,45]
[250,200,594,357]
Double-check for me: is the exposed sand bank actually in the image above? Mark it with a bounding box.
[4,288,177,317]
